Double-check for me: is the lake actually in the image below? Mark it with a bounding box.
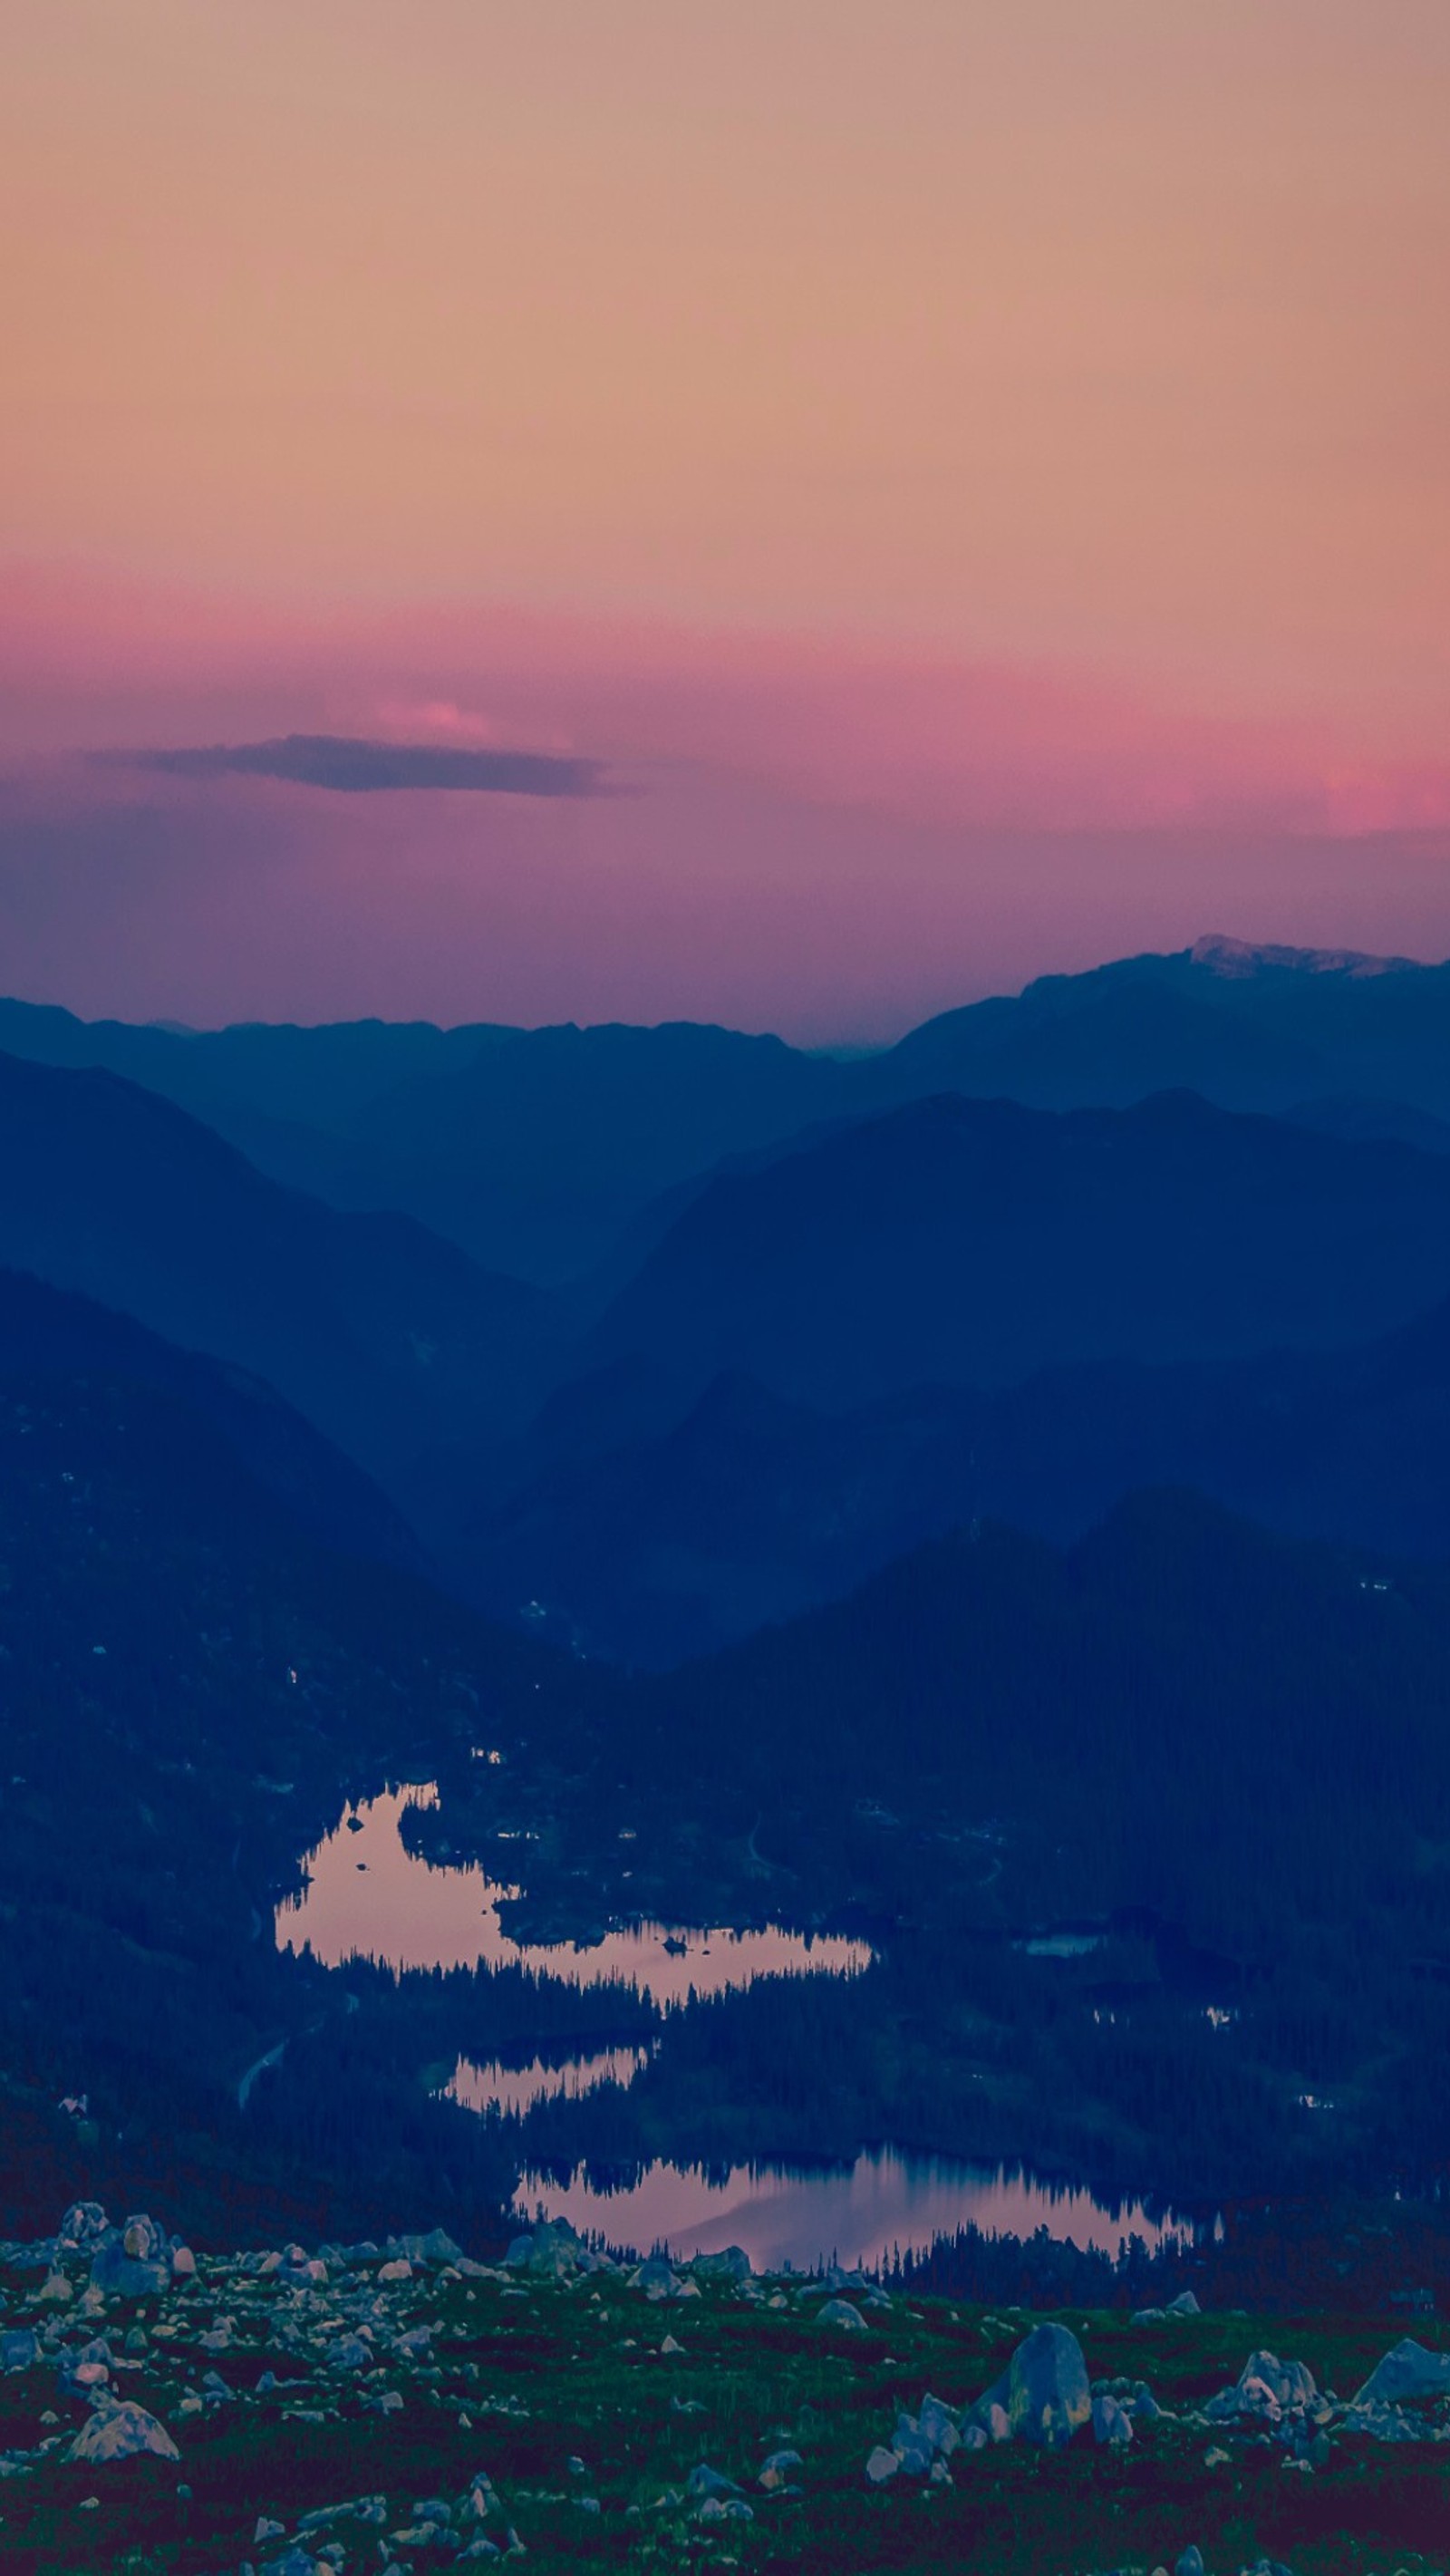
[446,2047,652,2117]
[277,1786,874,2001]
[511,2145,1195,2271]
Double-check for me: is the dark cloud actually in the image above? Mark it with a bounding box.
[103,733,606,796]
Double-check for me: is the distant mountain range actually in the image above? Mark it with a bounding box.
[473,1290,1450,1665]
[580,1083,1450,1410]
[0,1049,554,1494]
[7,935,1450,1662]
[5,935,1450,1283]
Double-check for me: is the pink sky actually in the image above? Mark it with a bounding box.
[1,5,1446,1037]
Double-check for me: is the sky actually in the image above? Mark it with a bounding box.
[2,1,1446,1039]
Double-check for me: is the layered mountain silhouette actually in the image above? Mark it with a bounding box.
[0,1050,553,1494]
[583,1089,1450,1416]
[0,1332,609,2230]
[0,1264,419,1572]
[6,937,1450,1283]
[470,1286,1450,1663]
[621,1487,1450,1954]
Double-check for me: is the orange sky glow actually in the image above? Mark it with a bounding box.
[1,1,1446,1033]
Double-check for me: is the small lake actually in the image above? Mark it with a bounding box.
[277,1787,874,2002]
[446,2047,652,2118]
[512,2145,1195,2271]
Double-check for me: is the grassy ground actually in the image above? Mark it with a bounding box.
[2,2261,1449,2574]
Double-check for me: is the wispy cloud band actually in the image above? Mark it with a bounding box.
[102,733,605,796]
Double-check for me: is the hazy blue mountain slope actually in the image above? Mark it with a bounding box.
[6,939,1450,1284]
[0,1049,553,1487]
[469,1279,1450,1663]
[0,1263,421,1572]
[585,1089,1450,1416]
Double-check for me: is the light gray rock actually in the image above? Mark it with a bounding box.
[385,2229,463,2269]
[1351,2337,1450,2408]
[68,2400,180,2465]
[685,2463,740,2500]
[691,2247,752,2283]
[972,2322,1091,2449]
[864,2445,899,2484]
[916,2393,959,2455]
[88,2234,169,2300]
[56,2203,109,2253]
[121,2214,168,2265]
[817,2298,867,2331]
[527,2222,584,2281]
[695,2493,752,2523]
[1342,2397,1426,2442]
[1092,2391,1134,2446]
[890,2413,934,2475]
[636,2255,682,2300]
[1165,2290,1202,2317]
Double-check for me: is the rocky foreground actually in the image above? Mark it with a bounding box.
[2,2206,1449,2574]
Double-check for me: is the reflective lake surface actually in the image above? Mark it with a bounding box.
[445,2047,652,2117]
[513,2145,1194,2271]
[277,1787,874,2001]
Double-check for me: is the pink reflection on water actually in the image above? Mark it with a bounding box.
[446,2047,651,2117]
[516,2147,1193,2272]
[276,1787,874,2001]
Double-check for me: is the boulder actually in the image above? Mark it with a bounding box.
[68,2400,180,2465]
[1091,2391,1134,2446]
[894,2414,938,2475]
[121,2215,167,2265]
[979,2323,1091,2449]
[691,2246,752,2282]
[1204,2348,1321,2428]
[1165,2290,1202,2317]
[1351,2338,1450,2408]
[2,2329,38,2371]
[685,2463,740,2500]
[59,2336,113,2392]
[89,2235,169,2300]
[636,2255,682,2300]
[916,2393,960,2455]
[526,2221,583,2281]
[817,2298,867,2331]
[56,2203,109,2253]
[385,2229,463,2268]
[864,2445,899,2485]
